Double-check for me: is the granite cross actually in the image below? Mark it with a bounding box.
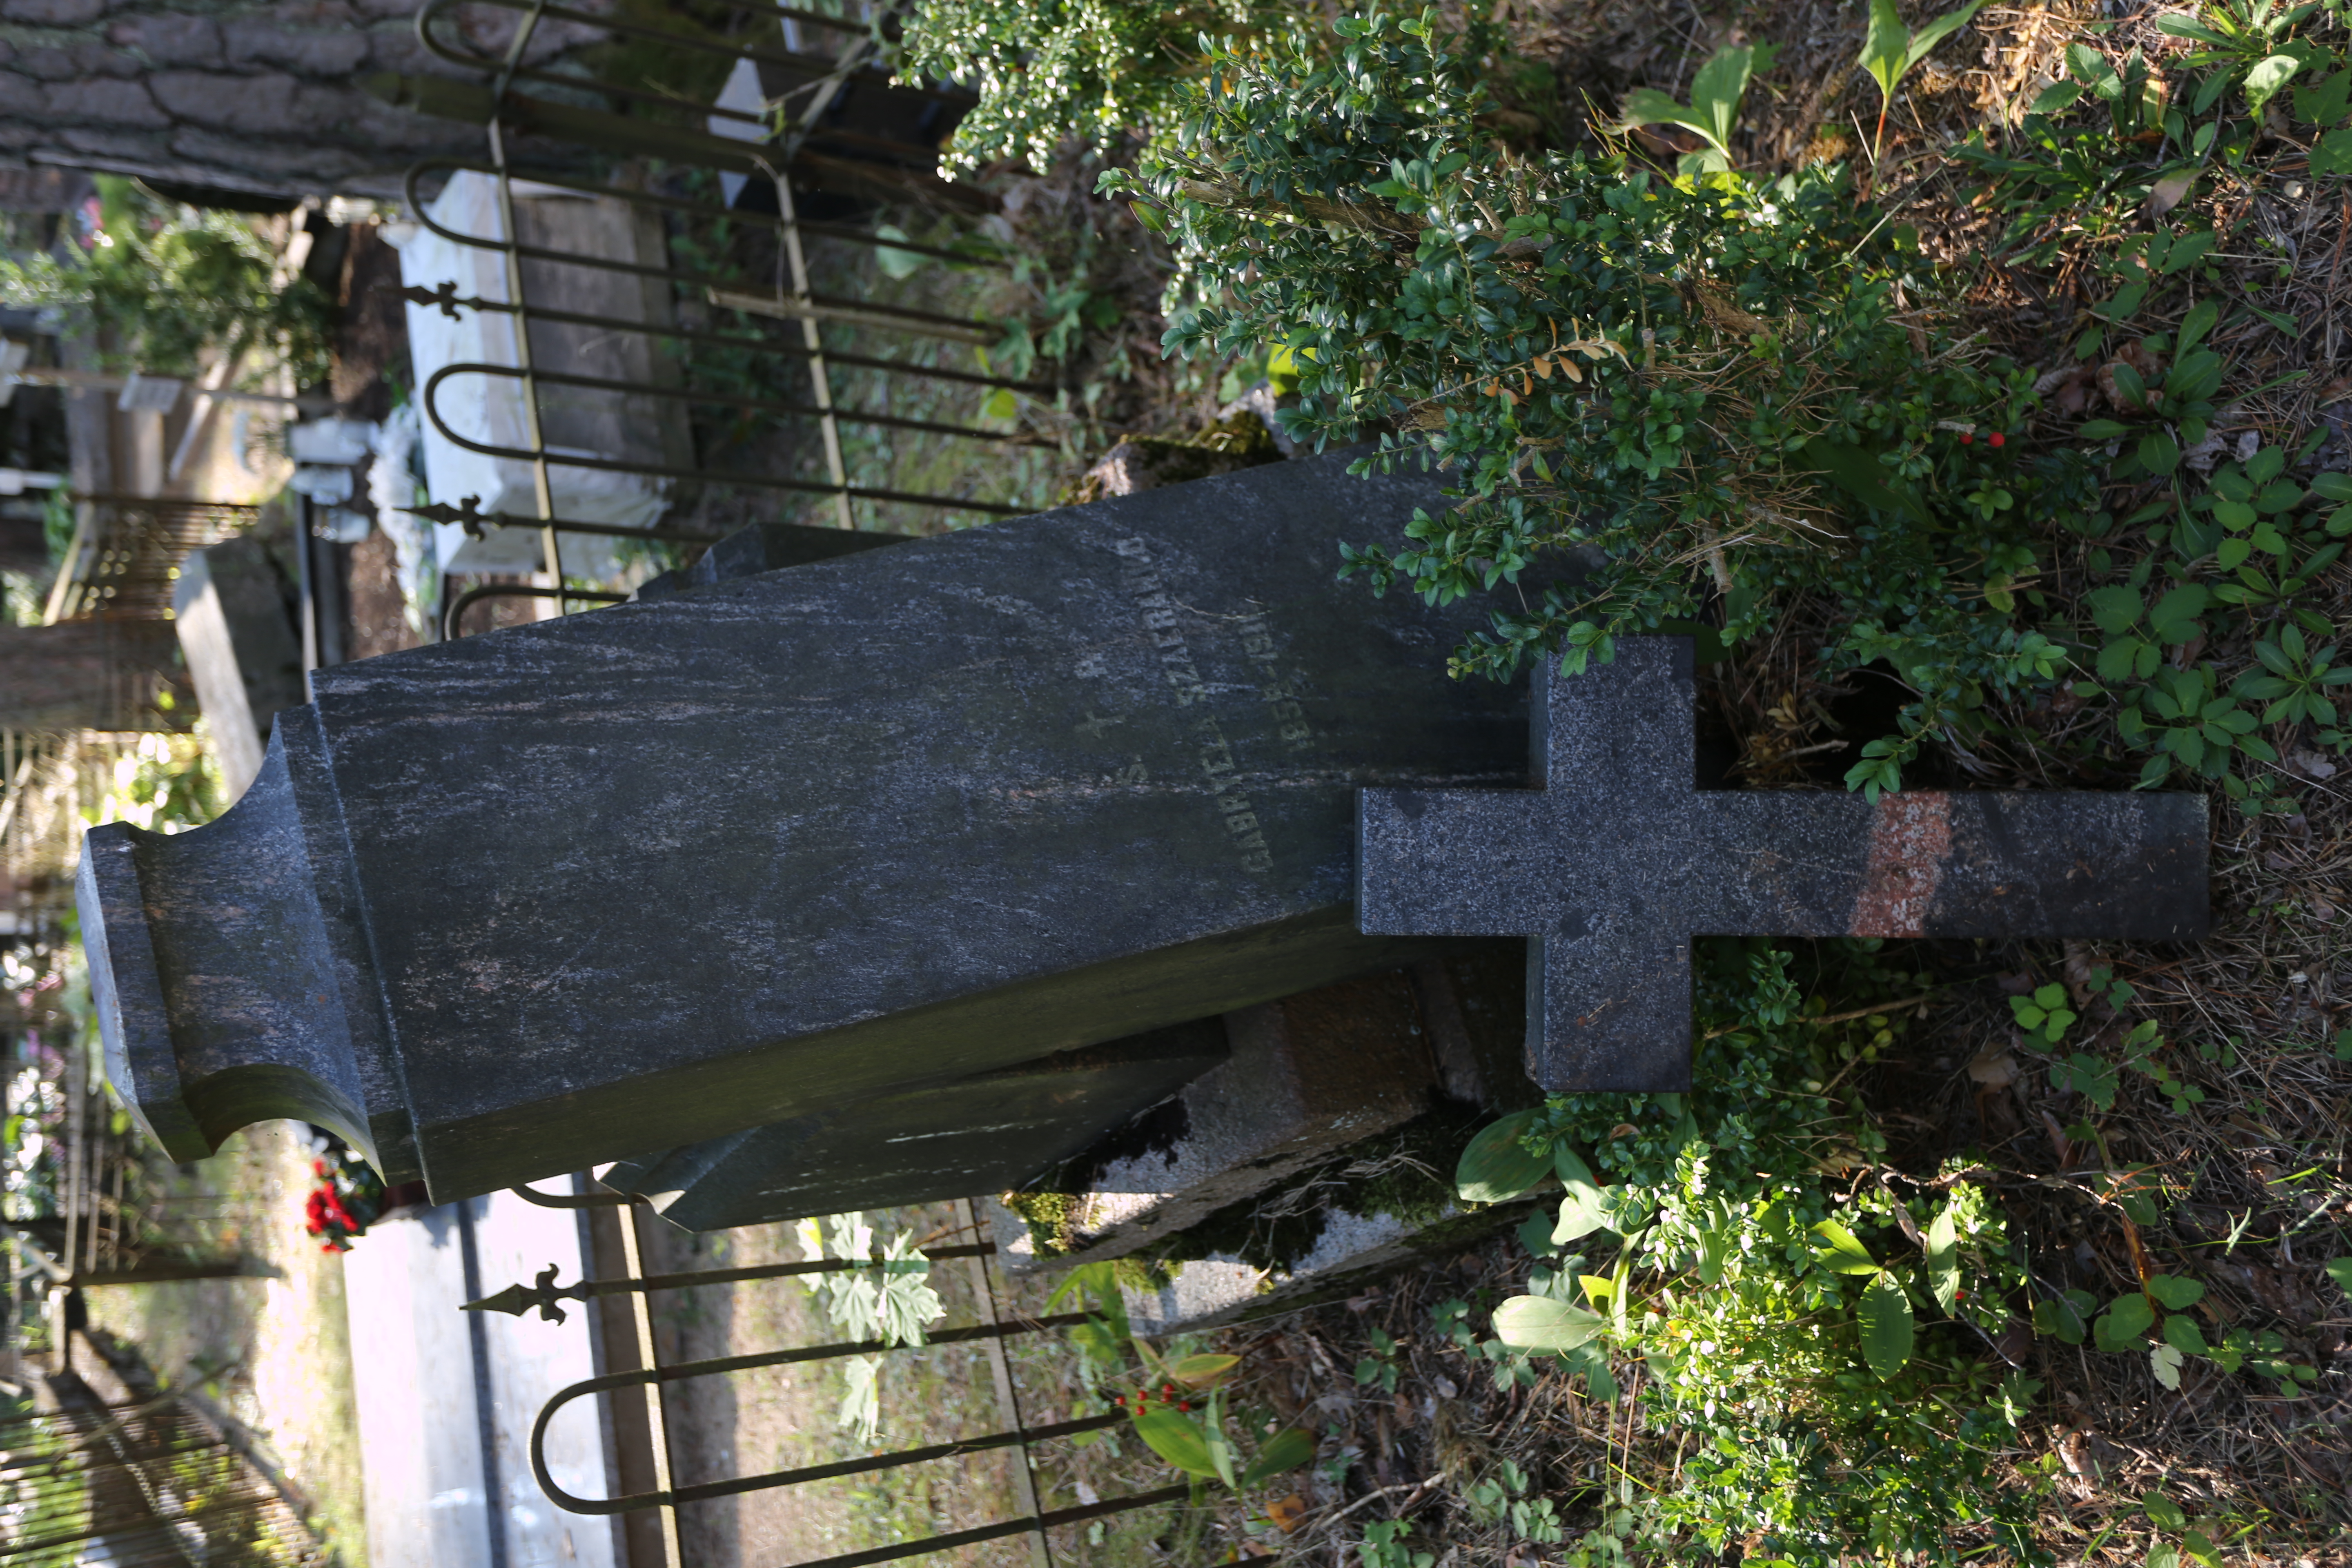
[1356,637,2210,1093]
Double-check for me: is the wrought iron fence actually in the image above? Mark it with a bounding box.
[0,1391,320,1564]
[40,497,257,626]
[381,0,1059,607]
[482,1187,1183,1567]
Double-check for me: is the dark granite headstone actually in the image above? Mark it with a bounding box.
[1357,637,2210,1094]
[81,453,1557,1200]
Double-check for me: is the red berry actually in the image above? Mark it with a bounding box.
[1959,432,1973,445]
[1989,432,2006,448]
[1179,1402,1192,1412]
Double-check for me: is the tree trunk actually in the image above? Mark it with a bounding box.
[0,0,598,201]
[0,617,182,731]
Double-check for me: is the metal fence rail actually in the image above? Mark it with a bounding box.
[484,1187,1182,1567]
[40,497,256,626]
[0,1392,320,1565]
[386,0,1047,602]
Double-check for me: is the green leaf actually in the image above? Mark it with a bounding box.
[1801,437,1933,526]
[2162,1310,2209,1355]
[1687,44,1763,154]
[2085,584,2144,634]
[2156,14,2233,43]
[1241,1426,1317,1488]
[1862,0,1910,98]
[2145,1274,2205,1309]
[1456,1110,1551,1204]
[1858,1272,1915,1379]
[1132,1405,1219,1479]
[2150,1340,2185,1389]
[1554,1144,1597,1186]
[2031,79,2088,115]
[2323,1256,2352,1293]
[2315,126,2352,179]
[1553,1180,1613,1244]
[2295,68,2352,126]
[1925,1203,1961,1313]
[2069,42,2122,97]
[2034,1290,2091,1344]
[1612,86,1729,159]
[1811,1218,1881,1274]
[2176,298,2220,357]
[2094,1292,2156,1350]
[1492,1294,1607,1354]
[2149,584,2211,640]
[1906,2,1985,71]
[2245,53,2303,113]
[1199,1391,1238,1489]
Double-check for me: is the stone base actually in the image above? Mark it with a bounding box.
[991,943,1532,1273]
[1121,1200,1529,1334]
[993,967,1444,1270]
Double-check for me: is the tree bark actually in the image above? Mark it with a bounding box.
[0,617,181,730]
[0,0,597,201]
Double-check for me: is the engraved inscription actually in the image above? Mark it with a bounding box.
[1195,715,1273,875]
[1111,537,1273,875]
[1111,537,1206,706]
[1235,608,1315,751]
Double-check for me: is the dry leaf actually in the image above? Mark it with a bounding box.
[2147,166,2198,217]
[1267,1493,1310,1534]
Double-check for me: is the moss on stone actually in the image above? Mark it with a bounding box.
[998,1188,1079,1256]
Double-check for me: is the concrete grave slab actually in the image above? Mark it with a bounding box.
[991,967,1466,1271]
[171,537,301,800]
[1120,1200,1523,1336]
[343,1186,619,1568]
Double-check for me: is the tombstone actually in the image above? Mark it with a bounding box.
[1359,637,2209,1092]
[80,453,1562,1201]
